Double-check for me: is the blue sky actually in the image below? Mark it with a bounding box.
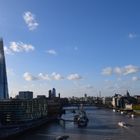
[0,0,140,97]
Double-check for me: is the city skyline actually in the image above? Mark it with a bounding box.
[0,0,140,97]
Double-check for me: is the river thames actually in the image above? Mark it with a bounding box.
[13,106,140,140]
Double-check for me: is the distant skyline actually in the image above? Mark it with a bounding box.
[0,0,140,97]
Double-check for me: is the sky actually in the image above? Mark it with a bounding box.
[0,0,140,97]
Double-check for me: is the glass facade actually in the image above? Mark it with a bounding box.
[0,39,9,99]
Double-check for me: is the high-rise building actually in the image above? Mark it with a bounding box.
[48,90,52,99]
[18,91,33,100]
[58,93,60,98]
[0,39,9,99]
[52,88,56,97]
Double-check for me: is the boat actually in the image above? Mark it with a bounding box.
[120,111,124,115]
[118,121,127,127]
[131,114,134,118]
[74,110,89,127]
[113,109,116,112]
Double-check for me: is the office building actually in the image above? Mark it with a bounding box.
[52,88,56,98]
[18,91,33,100]
[0,39,9,99]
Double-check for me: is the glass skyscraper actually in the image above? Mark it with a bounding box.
[0,39,9,99]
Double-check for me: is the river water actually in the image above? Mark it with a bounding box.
[13,106,140,140]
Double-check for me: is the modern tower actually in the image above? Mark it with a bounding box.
[0,39,9,99]
[52,88,56,98]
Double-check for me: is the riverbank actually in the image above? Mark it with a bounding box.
[0,117,58,139]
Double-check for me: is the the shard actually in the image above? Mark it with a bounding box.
[0,39,9,99]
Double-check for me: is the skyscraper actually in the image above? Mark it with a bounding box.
[52,88,56,98]
[48,90,52,99]
[0,39,9,99]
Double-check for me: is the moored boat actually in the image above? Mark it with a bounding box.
[74,110,89,127]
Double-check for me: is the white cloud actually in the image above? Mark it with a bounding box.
[102,65,140,76]
[23,72,64,81]
[10,42,34,52]
[46,49,57,55]
[114,67,122,75]
[67,73,82,80]
[123,65,139,75]
[23,72,38,81]
[128,33,137,39]
[101,67,112,76]
[23,11,39,30]
[23,72,83,81]
[4,46,13,55]
[51,72,64,80]
[132,76,140,81]
[38,73,50,80]
[5,42,35,54]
